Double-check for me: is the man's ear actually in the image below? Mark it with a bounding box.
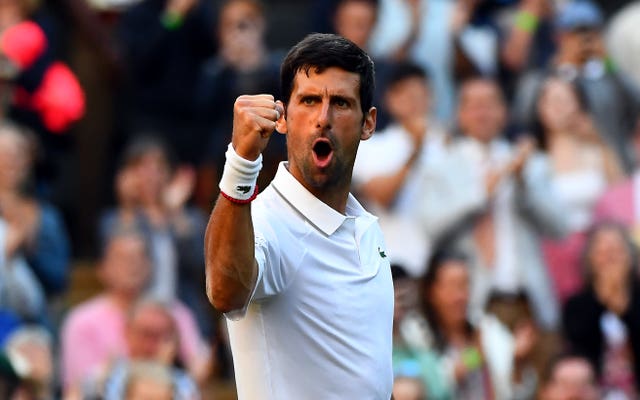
[361,107,377,141]
[275,100,287,134]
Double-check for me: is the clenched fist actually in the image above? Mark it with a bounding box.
[232,94,285,161]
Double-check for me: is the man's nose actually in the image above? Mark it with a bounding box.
[316,100,331,130]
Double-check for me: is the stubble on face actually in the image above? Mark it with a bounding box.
[283,68,367,200]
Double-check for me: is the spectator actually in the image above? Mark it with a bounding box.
[82,299,200,400]
[540,353,600,400]
[196,0,285,208]
[124,361,175,400]
[395,251,537,399]
[594,117,640,242]
[1,326,54,400]
[369,0,550,121]
[60,228,207,393]
[353,61,447,276]
[419,77,566,330]
[513,0,640,172]
[116,0,215,165]
[331,0,394,129]
[532,77,623,302]
[0,122,70,323]
[100,136,211,337]
[563,222,640,398]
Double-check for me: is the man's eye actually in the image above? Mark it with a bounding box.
[335,99,348,108]
[303,98,315,105]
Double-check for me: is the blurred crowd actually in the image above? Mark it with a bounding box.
[1,0,640,399]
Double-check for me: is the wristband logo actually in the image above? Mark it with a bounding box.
[236,185,252,194]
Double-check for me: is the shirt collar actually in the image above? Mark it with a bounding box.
[271,162,372,236]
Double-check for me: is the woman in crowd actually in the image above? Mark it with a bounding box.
[99,135,211,337]
[563,222,640,399]
[533,77,623,302]
[0,122,70,324]
[394,251,537,400]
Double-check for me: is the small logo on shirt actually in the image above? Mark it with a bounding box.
[236,185,251,194]
[378,247,387,258]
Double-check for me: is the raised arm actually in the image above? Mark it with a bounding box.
[204,94,283,314]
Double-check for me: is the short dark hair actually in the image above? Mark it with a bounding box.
[280,33,375,116]
[385,61,429,90]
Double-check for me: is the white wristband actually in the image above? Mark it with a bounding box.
[219,143,262,201]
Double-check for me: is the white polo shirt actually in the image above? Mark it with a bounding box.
[226,162,394,400]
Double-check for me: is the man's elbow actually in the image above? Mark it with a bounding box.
[205,275,247,314]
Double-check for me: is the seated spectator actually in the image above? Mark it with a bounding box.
[331,0,394,129]
[532,77,623,302]
[563,222,640,398]
[514,0,640,172]
[0,326,54,400]
[0,122,70,323]
[540,352,600,400]
[395,251,537,399]
[594,121,640,244]
[196,0,285,208]
[82,299,200,400]
[419,77,567,330]
[353,61,447,276]
[116,0,215,165]
[124,361,175,400]
[100,135,211,337]
[60,228,207,394]
[369,0,550,121]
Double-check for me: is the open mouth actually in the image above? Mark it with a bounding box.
[312,138,333,168]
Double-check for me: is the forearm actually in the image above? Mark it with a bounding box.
[360,158,415,208]
[204,197,258,313]
[501,5,542,71]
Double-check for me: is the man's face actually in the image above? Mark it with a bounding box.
[100,236,150,296]
[334,0,377,49]
[545,358,599,400]
[385,76,431,123]
[457,80,506,143]
[558,28,603,65]
[126,306,176,361]
[277,67,376,197]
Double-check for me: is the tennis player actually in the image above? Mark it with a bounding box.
[205,33,393,399]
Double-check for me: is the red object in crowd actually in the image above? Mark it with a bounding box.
[1,21,85,133]
[0,21,46,69]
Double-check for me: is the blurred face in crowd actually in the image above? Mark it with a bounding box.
[334,0,377,50]
[100,235,150,297]
[427,260,470,330]
[392,377,426,400]
[457,79,506,143]
[385,76,431,124]
[542,357,599,400]
[0,128,30,192]
[586,226,631,286]
[132,148,171,205]
[557,28,604,66]
[537,78,581,134]
[126,304,177,362]
[125,377,173,400]
[219,0,265,52]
